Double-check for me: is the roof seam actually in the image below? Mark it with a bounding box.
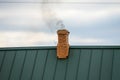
[87,49,92,80]
[111,49,115,80]
[0,51,6,72]
[41,50,49,80]
[19,50,27,80]
[75,49,81,80]
[64,56,69,80]
[8,51,17,80]
[99,49,103,80]
[30,50,38,80]
[53,59,58,80]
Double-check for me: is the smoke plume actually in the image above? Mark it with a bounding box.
[41,0,65,33]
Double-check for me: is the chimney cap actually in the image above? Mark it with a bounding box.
[57,29,70,35]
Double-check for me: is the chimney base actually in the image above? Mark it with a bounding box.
[57,44,69,58]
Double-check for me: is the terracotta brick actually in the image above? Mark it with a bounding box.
[57,29,70,58]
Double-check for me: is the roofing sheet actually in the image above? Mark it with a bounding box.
[0,46,120,80]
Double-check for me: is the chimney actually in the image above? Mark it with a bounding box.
[57,29,70,58]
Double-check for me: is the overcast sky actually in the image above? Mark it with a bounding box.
[0,0,120,47]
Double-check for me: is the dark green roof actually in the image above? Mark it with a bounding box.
[0,46,120,80]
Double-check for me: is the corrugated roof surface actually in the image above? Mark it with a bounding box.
[0,46,120,80]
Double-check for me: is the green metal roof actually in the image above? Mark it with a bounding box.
[0,46,120,80]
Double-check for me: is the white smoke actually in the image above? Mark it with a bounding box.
[41,0,65,32]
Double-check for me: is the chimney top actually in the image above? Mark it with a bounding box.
[57,29,69,35]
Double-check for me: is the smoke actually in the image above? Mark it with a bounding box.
[41,0,65,32]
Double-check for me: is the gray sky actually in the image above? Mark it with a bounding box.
[0,0,120,47]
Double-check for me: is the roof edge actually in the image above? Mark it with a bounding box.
[0,45,120,51]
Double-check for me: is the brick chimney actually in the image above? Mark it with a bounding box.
[57,29,70,58]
